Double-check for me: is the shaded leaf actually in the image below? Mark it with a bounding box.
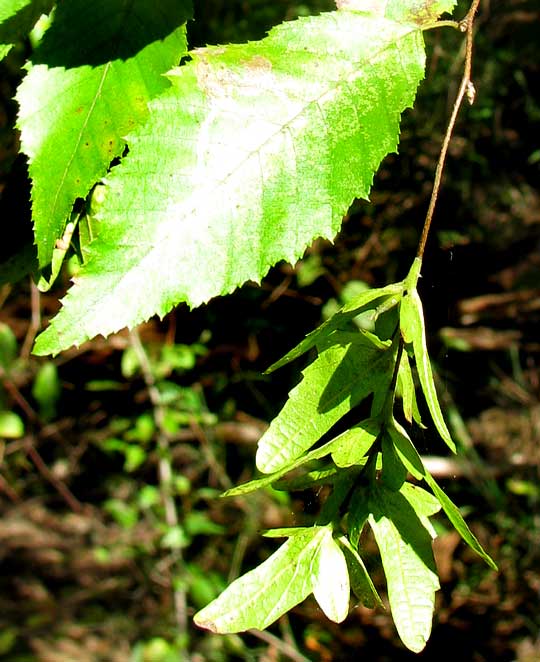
[274,465,345,491]
[317,471,357,524]
[348,485,371,548]
[400,287,456,452]
[0,322,18,369]
[222,425,362,497]
[0,0,54,56]
[37,215,78,291]
[331,417,380,467]
[339,535,382,608]
[17,0,191,267]
[381,433,407,490]
[388,419,425,479]
[400,482,441,518]
[424,472,497,570]
[194,527,326,633]
[267,283,403,372]
[397,349,424,426]
[400,482,441,538]
[33,8,428,354]
[256,331,395,473]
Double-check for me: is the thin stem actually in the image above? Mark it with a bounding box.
[27,444,84,512]
[247,628,313,662]
[422,20,460,31]
[416,0,481,260]
[21,279,41,359]
[129,329,188,639]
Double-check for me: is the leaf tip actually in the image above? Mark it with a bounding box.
[193,612,219,633]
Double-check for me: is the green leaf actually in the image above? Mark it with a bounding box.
[0,322,18,370]
[400,482,441,538]
[262,527,314,538]
[311,528,350,623]
[369,485,440,653]
[384,0,458,25]
[0,410,25,438]
[274,465,345,491]
[223,415,376,498]
[348,485,371,548]
[330,418,380,467]
[267,283,403,372]
[37,214,78,291]
[31,361,61,421]
[396,349,424,426]
[33,8,429,355]
[387,419,425,479]
[0,0,54,56]
[17,0,191,268]
[424,472,498,570]
[222,428,357,497]
[381,433,407,490]
[194,527,327,633]
[400,483,441,518]
[400,287,456,452]
[338,535,382,608]
[337,0,458,22]
[256,331,395,473]
[317,471,357,524]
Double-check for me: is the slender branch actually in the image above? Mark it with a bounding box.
[129,329,188,638]
[26,444,84,513]
[0,472,20,502]
[21,279,42,359]
[0,365,39,422]
[247,628,312,662]
[416,0,481,260]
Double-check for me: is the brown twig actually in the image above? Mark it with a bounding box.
[0,365,39,422]
[26,443,84,513]
[0,472,20,502]
[416,0,481,260]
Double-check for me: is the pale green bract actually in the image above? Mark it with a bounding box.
[194,527,326,633]
[369,485,440,653]
[194,525,353,633]
[400,285,457,452]
[33,4,430,355]
[311,530,350,623]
